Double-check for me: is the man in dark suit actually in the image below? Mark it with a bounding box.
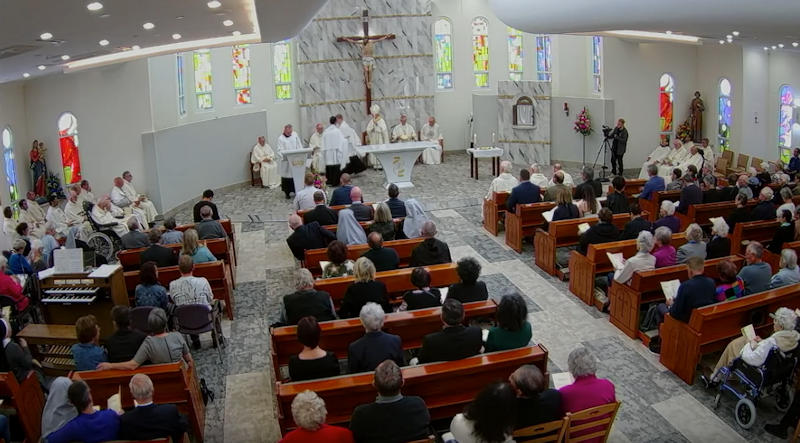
[303,191,338,226]
[362,232,399,272]
[286,214,335,260]
[610,118,628,176]
[677,174,702,214]
[348,302,404,373]
[386,183,407,218]
[701,176,724,203]
[787,148,800,180]
[506,169,541,214]
[573,166,602,201]
[329,173,353,206]
[657,256,715,324]
[639,164,665,201]
[578,208,619,255]
[192,189,220,222]
[140,230,178,267]
[606,176,630,214]
[349,360,431,442]
[619,203,652,240]
[417,299,482,363]
[118,374,188,442]
[349,187,374,221]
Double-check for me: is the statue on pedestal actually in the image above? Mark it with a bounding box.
[30,140,47,197]
[690,91,705,143]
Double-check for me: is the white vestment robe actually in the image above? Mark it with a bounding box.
[391,123,417,143]
[548,171,574,188]
[309,131,324,172]
[110,186,147,228]
[25,199,46,223]
[639,145,672,179]
[91,205,129,237]
[276,132,303,178]
[658,146,690,178]
[339,120,361,159]
[251,142,280,188]
[486,173,519,199]
[78,190,97,205]
[65,200,92,242]
[3,217,16,238]
[366,117,389,145]
[46,206,68,234]
[677,153,705,177]
[322,125,347,168]
[420,123,443,165]
[122,180,158,224]
[18,208,44,238]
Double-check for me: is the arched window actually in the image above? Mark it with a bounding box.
[57,112,82,184]
[779,85,794,163]
[273,40,293,101]
[471,17,489,88]
[433,18,453,90]
[718,78,732,151]
[592,36,602,94]
[659,73,674,144]
[176,54,186,116]
[233,45,252,104]
[193,49,213,110]
[1,127,18,203]
[507,26,523,81]
[536,35,552,81]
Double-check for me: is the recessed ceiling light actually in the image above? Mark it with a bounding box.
[22,73,30,78]
[719,40,725,44]
[142,22,155,30]
[232,31,241,36]
[37,65,46,71]
[726,34,732,39]
[223,19,234,27]
[132,45,141,50]
[175,16,185,20]
[779,43,785,48]
[665,30,672,35]
[793,42,799,48]
[61,55,70,60]
[40,32,53,40]
[732,31,740,36]
[207,0,221,8]
[99,39,109,46]
[772,45,777,50]
[764,46,769,51]
[172,33,182,40]
[86,2,103,11]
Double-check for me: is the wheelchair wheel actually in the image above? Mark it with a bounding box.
[776,385,793,412]
[86,232,115,263]
[713,392,721,409]
[735,398,757,429]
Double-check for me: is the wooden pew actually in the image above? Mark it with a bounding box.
[764,239,800,273]
[610,178,646,205]
[72,362,206,442]
[639,190,681,222]
[124,260,235,320]
[176,219,235,262]
[483,192,509,236]
[117,239,236,286]
[729,219,780,255]
[533,214,632,277]
[608,256,743,342]
[321,218,404,234]
[660,282,800,384]
[269,300,498,380]
[298,202,375,224]
[0,372,45,443]
[505,202,556,253]
[313,263,459,308]
[676,199,757,231]
[302,238,424,276]
[275,345,549,433]
[568,233,688,308]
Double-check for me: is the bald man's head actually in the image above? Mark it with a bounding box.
[350,186,362,202]
[340,173,351,185]
[288,214,303,230]
[500,161,512,174]
[367,232,383,249]
[113,177,124,187]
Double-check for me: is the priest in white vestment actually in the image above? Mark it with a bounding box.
[45,197,69,235]
[277,124,304,199]
[419,116,443,165]
[699,138,715,169]
[91,197,129,237]
[121,171,158,224]
[65,191,91,243]
[658,140,690,179]
[18,200,44,238]
[3,209,16,239]
[391,113,417,143]
[78,181,97,204]
[308,124,324,172]
[251,136,280,189]
[24,192,46,224]
[337,114,366,175]
[322,117,348,187]
[365,105,390,168]
[638,141,672,179]
[529,164,549,188]
[486,161,519,199]
[110,177,147,229]
[676,145,705,179]
[547,163,574,187]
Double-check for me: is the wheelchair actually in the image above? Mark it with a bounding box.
[83,201,123,263]
[712,346,799,429]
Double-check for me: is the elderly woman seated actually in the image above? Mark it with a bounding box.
[703,307,800,388]
[610,231,656,287]
[676,223,707,264]
[282,269,336,325]
[770,249,800,289]
[559,347,616,415]
[706,217,731,260]
[289,316,340,382]
[715,259,745,301]
[347,302,403,373]
[651,226,676,268]
[653,200,680,234]
[279,390,353,441]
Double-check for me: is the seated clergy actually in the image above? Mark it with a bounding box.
[506,169,541,214]
[251,136,280,188]
[303,191,337,226]
[549,163,575,187]
[529,163,549,189]
[110,177,146,229]
[419,116,443,164]
[638,140,672,179]
[417,299,482,364]
[285,214,335,261]
[23,191,45,224]
[118,374,188,442]
[120,218,149,250]
[657,140,690,179]
[390,113,417,143]
[486,161,518,199]
[410,221,451,266]
[347,302,404,373]
[121,171,159,224]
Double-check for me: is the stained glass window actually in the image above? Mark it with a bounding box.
[472,17,489,88]
[434,18,453,89]
[779,85,794,163]
[176,54,186,116]
[507,27,523,81]
[1,127,18,204]
[193,49,213,110]
[592,36,602,94]
[57,112,82,184]
[536,35,552,82]
[659,73,674,145]
[273,40,293,101]
[718,78,732,152]
[232,45,252,104]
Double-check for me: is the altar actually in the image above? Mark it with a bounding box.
[354,141,436,188]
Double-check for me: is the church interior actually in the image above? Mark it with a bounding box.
[1,0,800,442]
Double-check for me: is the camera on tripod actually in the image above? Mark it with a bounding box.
[602,125,614,139]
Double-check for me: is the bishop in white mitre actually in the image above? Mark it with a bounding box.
[638,141,672,179]
[277,124,304,198]
[24,192,46,224]
[391,113,417,143]
[419,116,443,165]
[91,196,130,237]
[309,123,324,172]
[121,171,159,224]
[657,140,690,179]
[251,135,280,189]
[110,177,147,228]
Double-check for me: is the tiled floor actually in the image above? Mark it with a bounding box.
[180,153,784,442]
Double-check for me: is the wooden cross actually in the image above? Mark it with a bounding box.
[336,9,395,115]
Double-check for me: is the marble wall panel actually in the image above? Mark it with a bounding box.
[497,81,552,165]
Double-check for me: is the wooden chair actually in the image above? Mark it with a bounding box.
[563,401,621,442]
[249,152,261,187]
[513,419,566,442]
[727,153,750,175]
[752,157,765,172]
[483,191,510,236]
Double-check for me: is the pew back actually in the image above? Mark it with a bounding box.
[0,372,45,443]
[303,238,424,276]
[639,190,681,222]
[505,202,556,253]
[729,219,780,255]
[483,192,509,236]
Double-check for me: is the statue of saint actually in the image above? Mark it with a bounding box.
[29,140,47,197]
[690,91,705,143]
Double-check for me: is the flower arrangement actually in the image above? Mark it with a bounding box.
[574,108,593,136]
[676,120,692,142]
[46,172,66,199]
[313,172,327,189]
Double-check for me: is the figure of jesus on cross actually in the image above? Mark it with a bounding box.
[337,10,395,112]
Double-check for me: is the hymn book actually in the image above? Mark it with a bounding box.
[578,223,591,235]
[552,372,575,389]
[660,279,681,302]
[107,390,123,414]
[542,208,555,223]
[606,252,626,271]
[741,324,757,342]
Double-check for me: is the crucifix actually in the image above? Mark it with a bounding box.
[337,9,395,114]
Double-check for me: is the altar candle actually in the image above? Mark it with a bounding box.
[473,133,477,144]
[491,132,496,144]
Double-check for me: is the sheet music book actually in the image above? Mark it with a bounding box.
[578,223,591,235]
[660,279,681,302]
[438,287,449,304]
[606,252,626,271]
[542,208,556,223]
[88,264,121,279]
[552,372,575,389]
[54,248,84,274]
[107,389,122,414]
[741,324,756,342]
[37,267,56,280]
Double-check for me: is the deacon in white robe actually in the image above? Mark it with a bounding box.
[308,124,325,172]
[24,192,46,224]
[391,113,417,143]
[18,201,44,238]
[486,161,519,199]
[276,125,304,198]
[638,142,672,179]
[64,191,92,242]
[2,214,16,239]
[121,171,159,224]
[91,197,129,238]
[419,116,443,165]
[676,145,705,178]
[658,140,690,178]
[322,119,348,187]
[251,136,280,189]
[337,114,367,175]
[699,138,715,169]
[110,177,148,229]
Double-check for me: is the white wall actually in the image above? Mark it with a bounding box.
[696,43,743,153]
[741,46,770,160]
[0,82,31,205]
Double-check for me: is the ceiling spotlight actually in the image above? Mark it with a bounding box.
[23,73,30,78]
[665,30,672,35]
[39,32,53,40]
[132,45,141,50]
[37,65,46,71]
[772,45,777,50]
[172,33,182,40]
[732,31,740,36]
[61,55,70,60]
[726,34,732,39]
[86,2,103,11]
[779,43,785,48]
[793,42,799,47]
[207,0,221,8]
[99,39,109,46]
[232,31,241,36]
[764,46,769,50]
[223,19,234,26]
[719,40,725,44]
[142,22,155,30]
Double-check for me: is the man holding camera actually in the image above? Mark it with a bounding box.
[609,118,628,176]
